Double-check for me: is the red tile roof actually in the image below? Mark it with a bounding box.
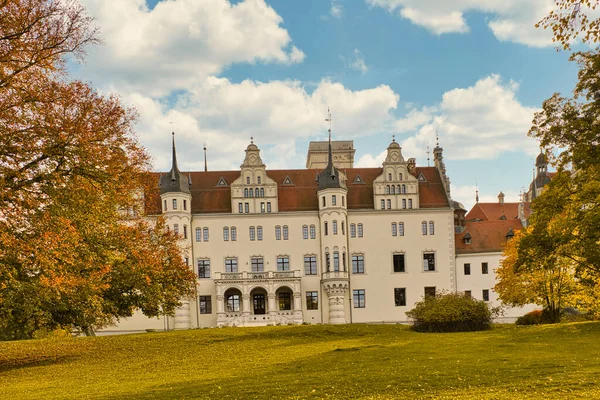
[455,219,523,254]
[465,202,531,222]
[145,166,450,215]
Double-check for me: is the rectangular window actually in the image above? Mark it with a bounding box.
[227,294,240,312]
[353,289,366,308]
[381,199,385,210]
[408,199,413,209]
[267,202,272,212]
[249,226,256,241]
[332,195,337,206]
[199,296,212,314]
[387,199,391,209]
[402,199,406,209]
[341,221,345,235]
[310,225,316,239]
[225,258,238,273]
[423,253,436,271]
[333,252,339,272]
[394,288,406,307]
[173,224,179,235]
[302,225,308,239]
[424,286,436,297]
[278,292,291,310]
[429,221,435,235]
[183,225,188,239]
[350,224,356,238]
[283,225,289,240]
[223,227,229,241]
[231,227,237,241]
[325,253,330,272]
[238,203,243,213]
[322,196,326,207]
[464,263,471,275]
[197,259,210,278]
[357,223,363,237]
[352,254,364,274]
[342,196,345,206]
[393,254,405,273]
[275,226,281,240]
[277,256,290,271]
[163,199,167,211]
[333,220,338,235]
[324,222,328,236]
[306,291,319,310]
[422,221,428,235]
[203,227,209,242]
[399,222,405,236]
[482,262,489,274]
[183,200,187,211]
[195,228,201,242]
[482,289,490,301]
[172,199,177,210]
[391,222,397,236]
[184,256,189,266]
[304,256,317,275]
[245,203,249,213]
[251,257,264,272]
[257,226,263,241]
[464,290,472,298]
[261,202,265,213]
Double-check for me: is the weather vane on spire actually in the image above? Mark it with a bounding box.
[426,146,430,167]
[435,128,439,147]
[325,107,332,141]
[169,110,176,134]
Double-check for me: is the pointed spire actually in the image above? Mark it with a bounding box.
[325,107,333,170]
[160,131,191,194]
[170,131,178,182]
[318,108,345,191]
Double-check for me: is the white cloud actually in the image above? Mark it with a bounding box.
[331,0,343,18]
[355,149,387,168]
[127,77,401,171]
[365,0,555,47]
[344,49,368,74]
[78,0,304,96]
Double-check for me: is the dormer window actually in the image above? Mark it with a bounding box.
[464,232,472,245]
[506,228,515,240]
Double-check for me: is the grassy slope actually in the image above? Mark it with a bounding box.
[1,323,599,399]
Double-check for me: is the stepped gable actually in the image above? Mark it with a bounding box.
[455,219,523,254]
[145,165,450,214]
[466,202,531,222]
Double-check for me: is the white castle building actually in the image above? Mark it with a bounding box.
[103,133,534,334]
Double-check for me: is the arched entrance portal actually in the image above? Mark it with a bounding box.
[250,287,268,315]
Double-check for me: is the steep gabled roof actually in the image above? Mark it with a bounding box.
[465,202,530,222]
[455,219,524,254]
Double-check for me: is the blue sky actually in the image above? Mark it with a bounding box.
[73,0,582,210]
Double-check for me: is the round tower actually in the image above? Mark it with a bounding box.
[317,122,350,324]
[159,132,193,330]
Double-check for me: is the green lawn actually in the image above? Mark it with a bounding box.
[1,323,599,399]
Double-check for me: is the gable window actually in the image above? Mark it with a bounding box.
[423,252,436,271]
[399,173,403,180]
[388,173,392,181]
[482,262,489,274]
[238,203,243,213]
[251,257,264,272]
[402,199,406,209]
[244,203,249,213]
[302,225,309,239]
[223,227,229,241]
[422,221,428,235]
[283,225,289,240]
[277,256,290,271]
[333,251,340,272]
[231,227,237,241]
[399,222,405,236]
[393,254,405,273]
[350,224,356,238]
[391,222,397,236]
[352,254,364,274]
[197,259,210,278]
[381,199,385,210]
[257,176,261,184]
[267,202,272,212]
[429,221,435,235]
[249,188,253,198]
[225,258,238,273]
[195,228,201,242]
[394,288,406,306]
[353,289,366,308]
[332,195,337,206]
[172,199,177,210]
[310,225,316,239]
[246,176,250,184]
[249,226,256,241]
[332,220,338,235]
[408,199,413,209]
[482,289,490,301]
[306,292,318,310]
[424,286,436,297]
[199,296,212,314]
[257,226,263,241]
[357,223,363,237]
[275,226,281,240]
[304,256,317,275]
[464,263,471,275]
[203,227,209,242]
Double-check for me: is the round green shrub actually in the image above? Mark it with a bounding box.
[515,309,543,325]
[406,292,493,332]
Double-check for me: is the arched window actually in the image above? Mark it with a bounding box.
[391,185,395,194]
[402,199,406,209]
[402,184,406,194]
[397,185,401,194]
[244,188,248,198]
[333,251,340,272]
[391,222,397,236]
[260,188,264,197]
[422,221,428,235]
[388,173,392,181]
[386,185,390,194]
[325,252,331,272]
[257,176,261,184]
[399,173,403,180]
[249,188,253,198]
[246,176,250,184]
[429,221,435,235]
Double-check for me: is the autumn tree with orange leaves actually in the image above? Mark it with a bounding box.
[0,0,196,340]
